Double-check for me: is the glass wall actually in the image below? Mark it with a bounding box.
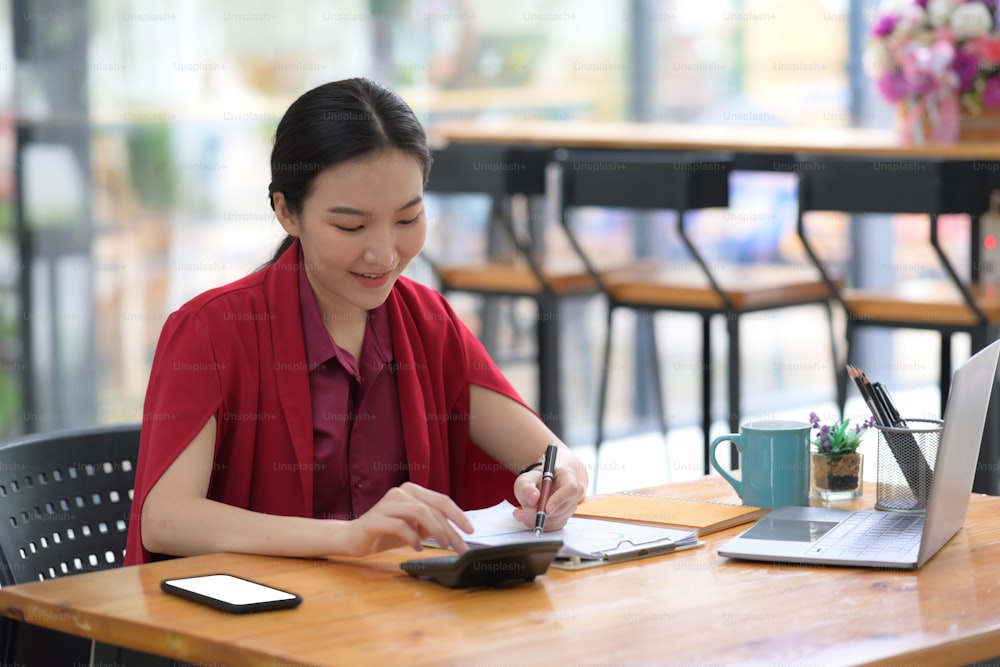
[3,0,923,445]
[0,0,14,438]
[653,0,850,126]
[590,0,856,434]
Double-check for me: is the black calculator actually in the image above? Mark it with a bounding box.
[400,540,564,588]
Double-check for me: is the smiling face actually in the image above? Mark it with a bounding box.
[272,149,427,322]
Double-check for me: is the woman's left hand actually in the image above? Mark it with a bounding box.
[512,464,587,532]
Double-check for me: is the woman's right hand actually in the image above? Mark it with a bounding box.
[343,482,475,556]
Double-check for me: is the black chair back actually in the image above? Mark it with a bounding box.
[557,148,732,211]
[0,423,140,585]
[0,423,142,665]
[795,153,983,215]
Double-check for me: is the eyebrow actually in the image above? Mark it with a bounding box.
[326,195,423,218]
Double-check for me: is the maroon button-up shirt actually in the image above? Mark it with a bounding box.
[298,258,407,521]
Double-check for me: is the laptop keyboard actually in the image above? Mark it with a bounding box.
[805,512,924,560]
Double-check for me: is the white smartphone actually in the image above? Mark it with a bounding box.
[161,574,302,614]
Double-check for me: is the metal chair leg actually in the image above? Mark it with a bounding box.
[592,304,616,492]
[824,301,846,419]
[727,313,740,471]
[701,314,713,475]
[939,332,952,417]
[535,292,562,439]
[647,314,669,438]
[844,319,857,411]
[646,313,671,479]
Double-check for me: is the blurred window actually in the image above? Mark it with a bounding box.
[1,0,910,440]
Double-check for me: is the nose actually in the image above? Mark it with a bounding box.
[363,228,397,271]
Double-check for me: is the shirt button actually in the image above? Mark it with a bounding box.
[354,477,363,488]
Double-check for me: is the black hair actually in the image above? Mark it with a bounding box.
[266,77,432,262]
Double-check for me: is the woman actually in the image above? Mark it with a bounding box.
[124,77,588,565]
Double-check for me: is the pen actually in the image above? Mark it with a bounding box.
[869,380,896,426]
[534,444,558,537]
[873,382,906,427]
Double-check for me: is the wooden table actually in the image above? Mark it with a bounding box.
[2,476,999,666]
[428,118,1000,160]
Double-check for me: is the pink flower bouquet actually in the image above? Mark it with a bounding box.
[865,0,1000,142]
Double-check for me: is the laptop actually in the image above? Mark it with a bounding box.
[718,338,1000,570]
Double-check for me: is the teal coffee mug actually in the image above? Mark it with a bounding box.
[709,419,811,509]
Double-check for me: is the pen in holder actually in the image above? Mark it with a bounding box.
[874,418,942,514]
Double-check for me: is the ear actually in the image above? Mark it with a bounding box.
[272,192,301,238]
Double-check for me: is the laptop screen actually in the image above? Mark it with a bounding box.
[917,339,1000,566]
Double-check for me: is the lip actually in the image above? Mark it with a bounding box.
[350,270,393,288]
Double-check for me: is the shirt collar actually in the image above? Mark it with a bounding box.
[297,247,393,379]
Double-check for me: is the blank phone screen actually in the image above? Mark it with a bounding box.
[164,575,297,606]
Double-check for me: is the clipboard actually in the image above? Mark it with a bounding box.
[451,501,702,569]
[551,538,704,570]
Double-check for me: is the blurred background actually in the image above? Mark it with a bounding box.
[0,0,973,486]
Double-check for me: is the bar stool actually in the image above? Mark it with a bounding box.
[424,143,596,439]
[553,149,842,482]
[794,153,1000,420]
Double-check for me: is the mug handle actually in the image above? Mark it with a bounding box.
[710,433,742,498]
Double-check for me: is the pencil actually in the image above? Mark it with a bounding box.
[847,365,890,426]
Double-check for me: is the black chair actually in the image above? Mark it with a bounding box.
[795,154,1000,417]
[795,153,1000,496]
[0,423,141,666]
[424,142,596,439]
[555,149,842,483]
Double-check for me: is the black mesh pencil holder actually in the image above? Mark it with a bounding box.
[874,418,943,514]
